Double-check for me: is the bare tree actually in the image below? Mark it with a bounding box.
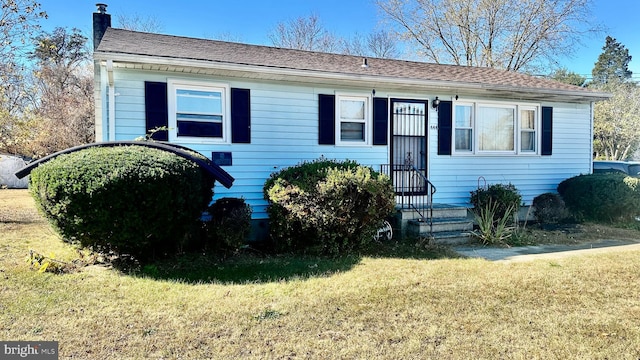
[366,30,400,59]
[115,12,163,32]
[0,0,47,116]
[12,27,95,158]
[205,31,245,43]
[340,33,368,56]
[376,0,600,71]
[340,30,400,59]
[268,14,338,52]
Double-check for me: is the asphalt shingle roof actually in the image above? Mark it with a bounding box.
[95,28,606,99]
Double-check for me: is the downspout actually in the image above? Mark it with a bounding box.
[107,59,116,141]
[590,101,594,173]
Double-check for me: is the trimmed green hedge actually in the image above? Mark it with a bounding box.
[263,159,395,255]
[557,173,640,222]
[29,146,215,259]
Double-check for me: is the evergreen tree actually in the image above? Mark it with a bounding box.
[591,36,632,86]
[549,68,587,87]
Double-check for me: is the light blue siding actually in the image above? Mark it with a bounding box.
[101,68,594,218]
[105,69,388,219]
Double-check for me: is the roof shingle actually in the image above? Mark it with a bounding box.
[95,28,607,100]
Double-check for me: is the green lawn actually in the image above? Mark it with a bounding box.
[2,189,640,359]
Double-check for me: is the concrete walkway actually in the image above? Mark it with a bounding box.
[454,239,640,262]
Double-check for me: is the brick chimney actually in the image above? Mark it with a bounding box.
[93,3,111,50]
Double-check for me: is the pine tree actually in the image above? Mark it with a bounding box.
[591,36,632,86]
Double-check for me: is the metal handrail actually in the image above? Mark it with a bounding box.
[380,164,436,235]
[407,165,436,234]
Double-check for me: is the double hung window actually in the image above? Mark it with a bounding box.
[336,95,371,145]
[168,80,230,143]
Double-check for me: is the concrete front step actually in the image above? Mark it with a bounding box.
[395,204,469,221]
[430,231,473,245]
[408,217,473,233]
[405,217,474,246]
[394,204,475,245]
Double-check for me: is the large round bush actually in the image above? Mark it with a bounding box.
[263,159,395,255]
[557,173,640,222]
[29,145,215,259]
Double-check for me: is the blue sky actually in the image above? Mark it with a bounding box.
[40,0,639,79]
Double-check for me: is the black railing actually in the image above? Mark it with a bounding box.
[380,164,436,233]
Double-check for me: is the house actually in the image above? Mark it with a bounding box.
[92,5,610,239]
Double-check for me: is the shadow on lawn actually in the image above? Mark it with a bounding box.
[131,238,461,285]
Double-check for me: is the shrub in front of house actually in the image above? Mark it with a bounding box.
[29,146,215,260]
[470,183,522,222]
[557,173,640,222]
[469,183,522,245]
[263,159,395,255]
[532,192,570,224]
[204,197,252,251]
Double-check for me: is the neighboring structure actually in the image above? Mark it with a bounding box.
[0,154,29,189]
[92,5,610,227]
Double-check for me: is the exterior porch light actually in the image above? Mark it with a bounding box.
[432,96,440,109]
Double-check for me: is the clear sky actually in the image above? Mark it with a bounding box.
[39,0,640,80]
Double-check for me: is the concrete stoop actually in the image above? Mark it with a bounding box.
[394,204,474,245]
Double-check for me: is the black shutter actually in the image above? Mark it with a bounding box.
[437,100,453,155]
[541,106,553,156]
[318,94,335,145]
[231,88,251,143]
[144,81,169,141]
[372,97,388,145]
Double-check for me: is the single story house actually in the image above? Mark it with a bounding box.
[92,5,609,231]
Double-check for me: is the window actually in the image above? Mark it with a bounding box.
[454,104,473,152]
[452,101,540,155]
[168,80,230,142]
[477,105,515,152]
[336,94,371,145]
[520,108,537,152]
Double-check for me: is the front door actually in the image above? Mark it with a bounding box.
[390,99,428,194]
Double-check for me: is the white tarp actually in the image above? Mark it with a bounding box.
[0,154,29,189]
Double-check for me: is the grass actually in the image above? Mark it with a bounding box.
[2,189,640,359]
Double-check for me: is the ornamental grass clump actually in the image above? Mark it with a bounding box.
[263,159,395,255]
[29,145,215,260]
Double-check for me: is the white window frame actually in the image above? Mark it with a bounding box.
[454,102,474,153]
[167,79,231,144]
[452,100,541,156]
[519,106,538,153]
[335,93,372,146]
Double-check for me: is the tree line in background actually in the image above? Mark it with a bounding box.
[0,0,638,160]
[549,36,639,160]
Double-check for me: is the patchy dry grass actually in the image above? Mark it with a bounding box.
[2,189,640,359]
